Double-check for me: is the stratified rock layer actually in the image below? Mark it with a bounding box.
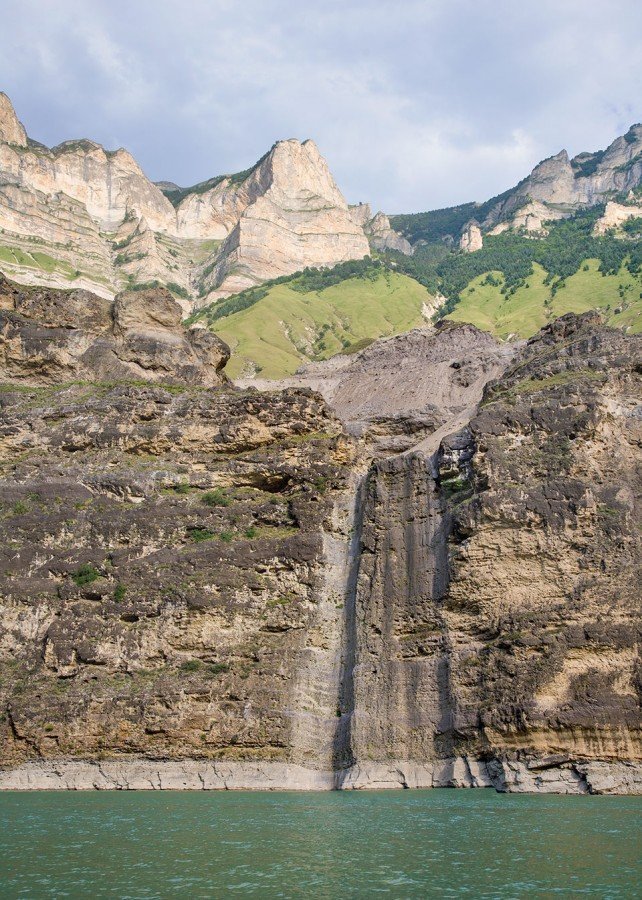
[0,94,371,307]
[0,277,639,791]
[338,314,640,783]
[200,140,369,300]
[443,313,641,763]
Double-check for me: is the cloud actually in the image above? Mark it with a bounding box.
[1,0,641,211]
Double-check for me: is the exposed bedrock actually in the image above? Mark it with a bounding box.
[0,278,639,791]
[0,94,373,306]
[340,453,453,769]
[0,276,229,386]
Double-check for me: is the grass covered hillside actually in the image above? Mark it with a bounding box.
[447,260,642,338]
[190,259,434,378]
[437,209,642,337]
[385,206,639,337]
[191,209,642,380]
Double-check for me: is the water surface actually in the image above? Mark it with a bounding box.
[1,790,640,897]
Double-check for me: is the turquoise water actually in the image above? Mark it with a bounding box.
[0,791,640,898]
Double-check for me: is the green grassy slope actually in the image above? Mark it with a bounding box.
[190,210,642,380]
[0,245,78,279]
[210,271,432,378]
[447,260,642,338]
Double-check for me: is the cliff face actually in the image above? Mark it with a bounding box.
[593,199,642,235]
[0,276,229,386]
[338,313,641,791]
[485,126,642,232]
[0,95,370,307]
[459,221,483,252]
[199,140,369,301]
[0,277,639,792]
[0,93,27,146]
[348,203,413,255]
[0,277,353,771]
[445,314,640,764]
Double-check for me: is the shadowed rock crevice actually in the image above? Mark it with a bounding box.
[344,454,454,766]
[331,473,367,777]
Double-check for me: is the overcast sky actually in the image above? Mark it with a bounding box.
[1,0,641,213]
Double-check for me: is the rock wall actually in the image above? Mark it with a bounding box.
[0,277,639,791]
[442,313,641,764]
[0,276,229,386]
[343,454,452,767]
[0,94,371,307]
[459,221,483,251]
[593,199,642,235]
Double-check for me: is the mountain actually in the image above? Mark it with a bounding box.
[392,124,642,248]
[0,274,639,793]
[0,93,414,308]
[486,126,642,233]
[188,206,641,377]
[383,128,642,345]
[4,90,640,374]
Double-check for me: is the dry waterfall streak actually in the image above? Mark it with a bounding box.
[287,474,365,782]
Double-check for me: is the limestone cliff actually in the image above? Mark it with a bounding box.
[0,93,27,147]
[197,140,370,301]
[484,125,642,233]
[349,203,413,255]
[0,276,639,792]
[0,95,370,308]
[459,221,483,252]
[593,199,642,235]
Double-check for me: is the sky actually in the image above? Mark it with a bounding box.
[1,0,641,213]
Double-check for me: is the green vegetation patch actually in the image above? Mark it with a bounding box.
[202,489,230,507]
[179,659,202,673]
[187,527,217,543]
[448,259,642,338]
[72,564,100,586]
[199,268,433,378]
[0,245,76,278]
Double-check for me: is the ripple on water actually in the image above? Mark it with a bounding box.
[0,790,640,898]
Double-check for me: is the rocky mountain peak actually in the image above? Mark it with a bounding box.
[528,148,572,182]
[197,137,370,300]
[0,92,27,147]
[599,124,642,169]
[477,126,642,239]
[0,94,374,305]
[255,137,349,210]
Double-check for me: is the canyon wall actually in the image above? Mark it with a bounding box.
[0,277,639,792]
